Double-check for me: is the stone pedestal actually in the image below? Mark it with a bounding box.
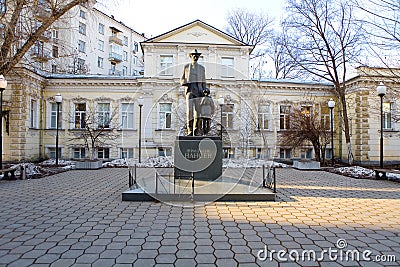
[174,136,222,181]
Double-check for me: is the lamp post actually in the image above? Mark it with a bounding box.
[138,96,144,163]
[218,96,224,139]
[54,93,62,166]
[0,75,7,170]
[328,98,335,166]
[377,82,386,168]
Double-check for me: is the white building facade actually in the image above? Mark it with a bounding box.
[28,4,145,76]
[2,20,399,165]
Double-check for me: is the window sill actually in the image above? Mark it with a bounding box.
[117,129,137,131]
[155,129,174,131]
[383,129,399,132]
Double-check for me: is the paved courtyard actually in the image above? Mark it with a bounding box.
[0,167,399,266]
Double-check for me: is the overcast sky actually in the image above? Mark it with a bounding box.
[97,0,285,37]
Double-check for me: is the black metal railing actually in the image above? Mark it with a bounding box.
[263,164,276,193]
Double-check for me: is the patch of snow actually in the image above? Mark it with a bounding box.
[333,166,375,178]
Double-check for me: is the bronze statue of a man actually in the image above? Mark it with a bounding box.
[180,49,207,136]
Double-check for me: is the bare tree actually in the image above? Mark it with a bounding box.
[67,106,120,160]
[225,8,275,80]
[279,108,331,164]
[0,0,100,75]
[266,31,307,79]
[226,8,274,48]
[281,0,363,164]
[353,0,400,67]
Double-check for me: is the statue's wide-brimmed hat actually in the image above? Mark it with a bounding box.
[189,49,202,56]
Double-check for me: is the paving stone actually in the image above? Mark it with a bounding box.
[75,253,100,264]
[49,258,76,267]
[60,249,84,259]
[215,258,238,267]
[92,258,115,266]
[175,259,197,267]
[133,258,155,266]
[7,258,35,267]
[158,245,178,254]
[137,249,159,259]
[155,253,176,264]
[0,254,19,264]
[116,253,137,264]
[34,253,60,264]
[0,169,399,267]
[214,249,234,258]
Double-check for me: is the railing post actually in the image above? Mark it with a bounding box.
[128,166,132,188]
[191,172,194,201]
[262,164,266,188]
[273,167,276,193]
[155,171,158,195]
[134,164,137,186]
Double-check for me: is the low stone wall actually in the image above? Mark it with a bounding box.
[75,160,103,170]
[293,160,320,170]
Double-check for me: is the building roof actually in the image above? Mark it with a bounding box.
[142,19,252,48]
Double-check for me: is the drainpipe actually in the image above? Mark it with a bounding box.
[39,82,45,160]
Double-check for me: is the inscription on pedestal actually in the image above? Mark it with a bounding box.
[174,136,222,181]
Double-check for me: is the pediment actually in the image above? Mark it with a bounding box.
[143,20,247,46]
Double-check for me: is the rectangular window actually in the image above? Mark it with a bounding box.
[51,65,57,73]
[50,103,62,129]
[159,103,172,129]
[320,106,331,130]
[74,103,86,129]
[52,45,58,58]
[301,106,312,116]
[300,148,313,159]
[73,147,86,159]
[98,148,110,159]
[48,147,62,159]
[221,57,234,77]
[121,103,134,129]
[223,148,235,159]
[98,23,104,34]
[383,102,394,129]
[97,103,110,128]
[279,148,292,159]
[123,51,128,61]
[134,42,138,52]
[222,104,234,129]
[258,104,270,130]
[325,148,333,159]
[1,0,6,13]
[79,22,86,35]
[97,57,103,68]
[98,40,104,51]
[254,148,269,159]
[77,58,85,71]
[0,24,4,39]
[52,29,59,42]
[122,66,127,76]
[78,40,85,52]
[158,147,172,157]
[160,55,173,76]
[30,99,38,128]
[79,10,86,19]
[123,36,128,46]
[280,105,291,130]
[121,148,134,159]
